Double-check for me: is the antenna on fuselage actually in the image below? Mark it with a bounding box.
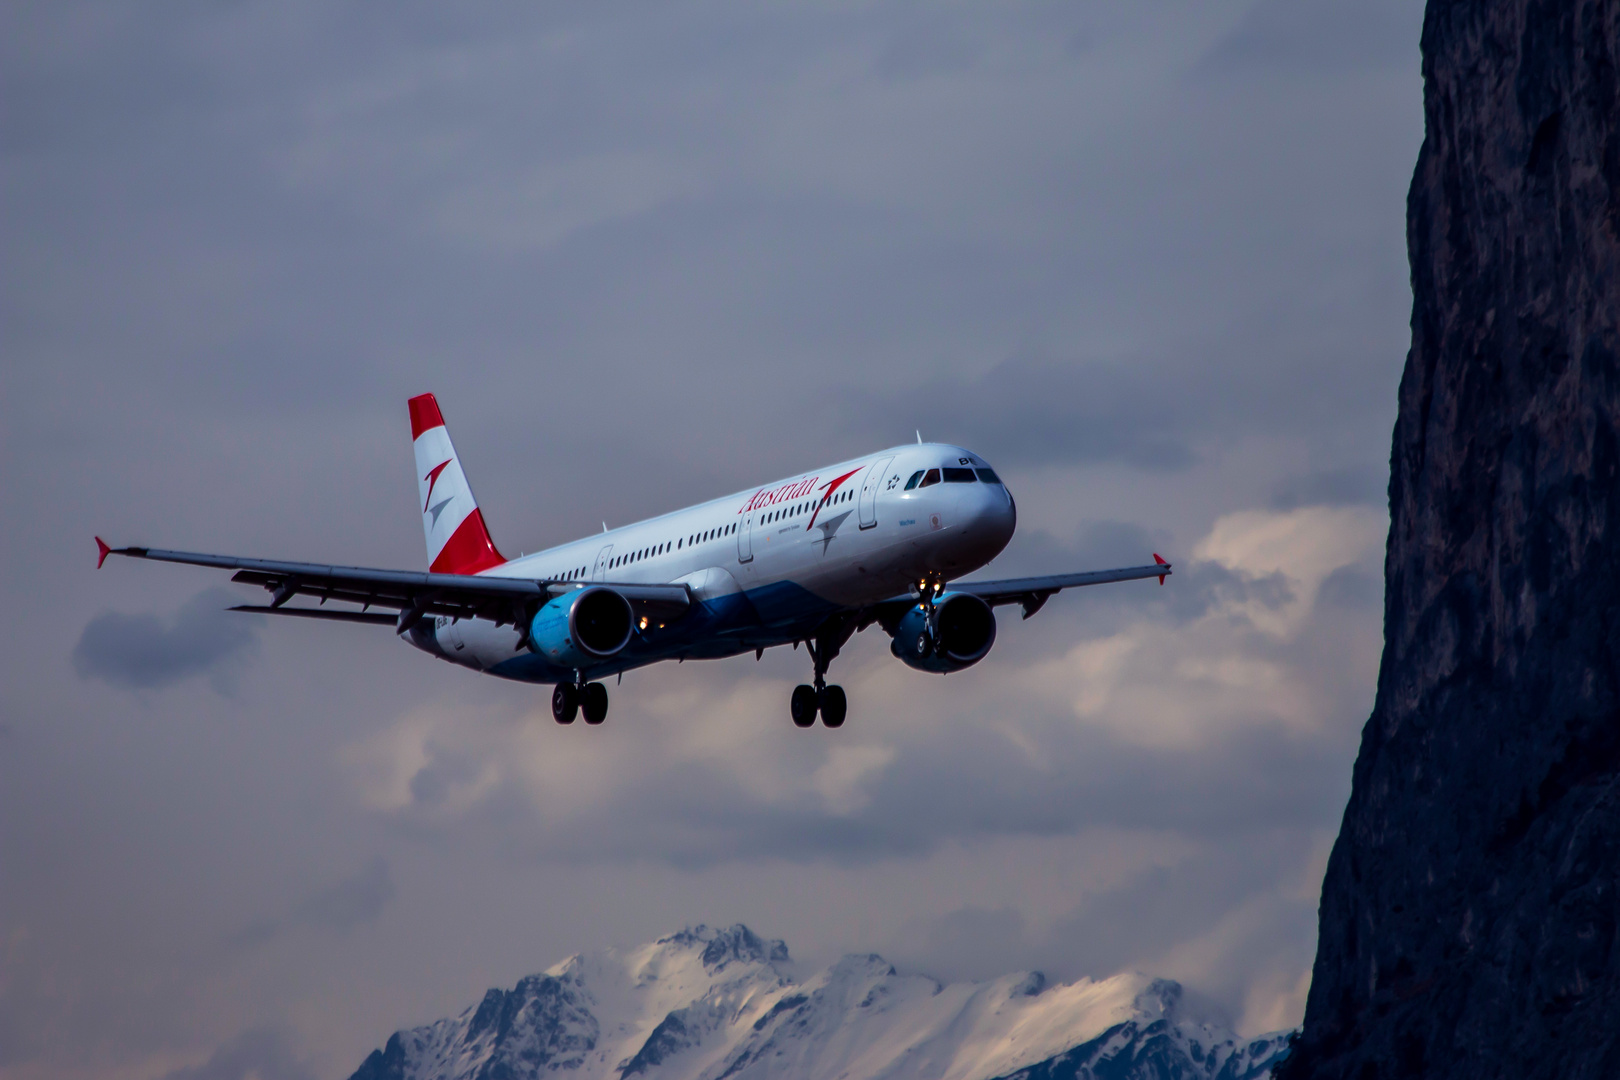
[602,522,608,533]
[916,430,923,444]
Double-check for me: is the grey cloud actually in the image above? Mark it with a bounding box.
[1049,845,1302,978]
[230,859,394,948]
[1198,0,1423,77]
[880,832,1323,1000]
[1269,467,1387,511]
[887,906,1029,983]
[156,1028,317,1080]
[72,588,259,689]
[378,707,1346,871]
[835,354,1198,472]
[1316,565,1383,610]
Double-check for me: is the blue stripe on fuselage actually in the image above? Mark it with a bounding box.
[486,579,842,684]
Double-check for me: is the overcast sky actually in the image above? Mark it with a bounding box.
[1,2,1425,1078]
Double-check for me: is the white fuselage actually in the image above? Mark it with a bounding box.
[415,444,1015,682]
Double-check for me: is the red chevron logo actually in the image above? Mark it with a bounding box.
[423,459,452,511]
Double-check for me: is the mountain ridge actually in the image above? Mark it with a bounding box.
[349,924,1290,1080]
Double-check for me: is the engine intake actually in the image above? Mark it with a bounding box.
[529,587,634,668]
[889,592,997,673]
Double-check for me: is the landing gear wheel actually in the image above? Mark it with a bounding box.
[790,684,819,728]
[818,685,847,728]
[552,683,578,725]
[581,682,609,725]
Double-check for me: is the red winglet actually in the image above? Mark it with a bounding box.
[408,393,446,440]
[1153,552,1168,585]
[96,536,111,569]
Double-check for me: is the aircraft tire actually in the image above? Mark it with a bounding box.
[790,684,818,728]
[582,682,609,725]
[552,683,578,725]
[818,685,847,728]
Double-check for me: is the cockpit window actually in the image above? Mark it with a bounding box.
[918,468,941,488]
[942,467,976,483]
[975,468,1002,484]
[904,470,924,490]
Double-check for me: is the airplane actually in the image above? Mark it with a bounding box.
[96,393,1171,728]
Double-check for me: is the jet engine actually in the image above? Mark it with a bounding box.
[889,592,997,673]
[528,587,634,668]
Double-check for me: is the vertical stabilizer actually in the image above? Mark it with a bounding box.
[409,394,506,575]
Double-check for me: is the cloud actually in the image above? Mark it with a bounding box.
[1269,467,1386,511]
[338,505,1384,867]
[1198,0,1422,77]
[876,829,1330,1035]
[834,354,1198,471]
[229,859,395,948]
[71,588,261,689]
[155,1028,317,1080]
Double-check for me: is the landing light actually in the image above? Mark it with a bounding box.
[638,617,649,631]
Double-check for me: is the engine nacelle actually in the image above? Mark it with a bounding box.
[528,587,634,668]
[889,592,997,673]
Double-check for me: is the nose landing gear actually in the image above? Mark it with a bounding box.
[912,574,946,654]
[553,679,609,725]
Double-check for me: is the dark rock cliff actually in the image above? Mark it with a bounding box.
[1282,1,1620,1077]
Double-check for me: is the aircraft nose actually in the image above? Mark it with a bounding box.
[970,481,1016,548]
[985,482,1016,538]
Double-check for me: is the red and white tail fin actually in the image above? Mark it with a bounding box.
[409,394,506,575]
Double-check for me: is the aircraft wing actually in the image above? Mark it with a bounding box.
[882,557,1172,621]
[95,540,691,630]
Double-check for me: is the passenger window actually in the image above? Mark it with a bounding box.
[904,471,924,490]
[943,467,975,483]
[919,469,941,488]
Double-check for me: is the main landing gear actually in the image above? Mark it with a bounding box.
[553,680,608,725]
[791,626,852,729]
[791,683,846,728]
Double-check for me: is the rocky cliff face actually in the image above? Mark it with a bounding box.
[348,924,1289,1080]
[1283,1,1620,1077]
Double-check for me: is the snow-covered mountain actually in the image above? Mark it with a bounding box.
[349,924,1291,1080]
